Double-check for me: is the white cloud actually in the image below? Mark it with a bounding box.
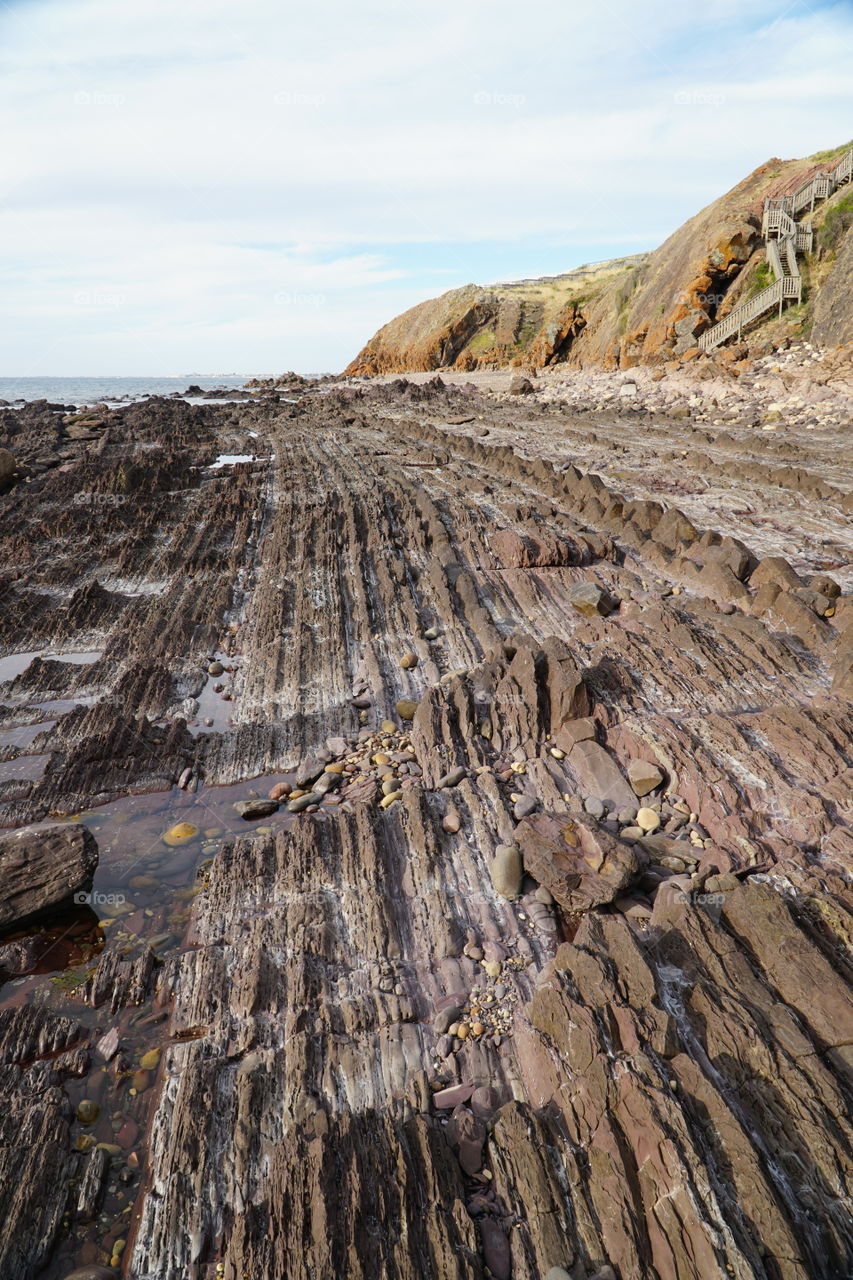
[0,0,850,372]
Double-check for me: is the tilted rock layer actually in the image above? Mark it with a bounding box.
[0,376,851,1279]
[345,143,853,374]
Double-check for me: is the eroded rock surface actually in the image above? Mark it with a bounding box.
[0,376,851,1279]
[0,824,98,928]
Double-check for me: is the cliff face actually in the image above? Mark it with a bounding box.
[345,144,853,375]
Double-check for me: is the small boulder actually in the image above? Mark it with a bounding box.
[0,824,99,929]
[509,375,534,395]
[567,581,613,617]
[627,759,663,797]
[515,812,639,912]
[432,1083,475,1109]
[0,447,19,491]
[395,698,418,721]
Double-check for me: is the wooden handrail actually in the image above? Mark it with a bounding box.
[699,147,851,352]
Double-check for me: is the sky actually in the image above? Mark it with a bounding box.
[0,0,850,376]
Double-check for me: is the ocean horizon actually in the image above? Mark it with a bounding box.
[0,374,281,406]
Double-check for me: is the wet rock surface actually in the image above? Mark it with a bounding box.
[0,824,98,928]
[0,374,851,1278]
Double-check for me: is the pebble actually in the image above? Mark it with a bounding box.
[514,795,538,819]
[207,660,224,676]
[584,796,606,819]
[234,798,279,820]
[490,844,523,899]
[139,1047,161,1070]
[161,821,199,847]
[442,810,461,833]
[636,807,661,832]
[379,791,402,808]
[400,652,419,669]
[76,1099,100,1125]
[268,781,291,801]
[434,1005,465,1035]
[483,960,502,979]
[395,698,418,720]
[287,792,318,813]
[436,765,466,789]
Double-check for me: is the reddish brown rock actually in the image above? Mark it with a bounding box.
[515,812,640,911]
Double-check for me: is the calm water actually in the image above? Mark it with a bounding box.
[0,374,267,406]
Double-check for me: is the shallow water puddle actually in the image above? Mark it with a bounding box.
[0,752,51,782]
[186,650,240,734]
[0,770,295,1278]
[0,649,104,685]
[209,452,255,468]
[0,719,58,750]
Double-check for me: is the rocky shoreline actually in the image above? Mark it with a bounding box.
[0,358,851,1279]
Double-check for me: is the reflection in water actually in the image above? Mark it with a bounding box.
[0,649,103,684]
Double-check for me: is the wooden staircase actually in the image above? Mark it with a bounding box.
[698,148,852,352]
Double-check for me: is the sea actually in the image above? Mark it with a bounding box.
[0,375,268,407]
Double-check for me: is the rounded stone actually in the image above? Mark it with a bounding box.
[490,844,523,899]
[234,798,280,820]
[584,796,606,819]
[75,1099,100,1125]
[207,660,224,676]
[161,821,199,847]
[395,698,418,721]
[636,807,661,832]
[400,652,419,669]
